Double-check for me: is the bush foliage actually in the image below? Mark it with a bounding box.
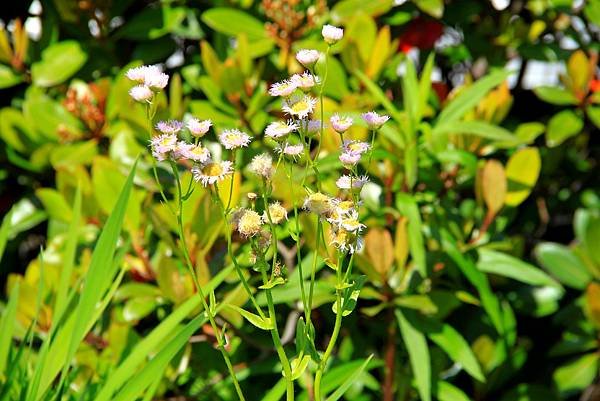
[0,1,599,401]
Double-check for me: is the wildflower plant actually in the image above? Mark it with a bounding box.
[127,25,388,401]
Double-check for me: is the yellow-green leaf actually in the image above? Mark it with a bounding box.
[365,228,395,277]
[505,147,541,206]
[482,160,506,216]
[567,50,591,94]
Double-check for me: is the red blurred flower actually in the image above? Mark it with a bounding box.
[398,17,444,54]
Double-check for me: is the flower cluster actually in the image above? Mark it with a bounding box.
[144,112,253,187]
[126,65,169,102]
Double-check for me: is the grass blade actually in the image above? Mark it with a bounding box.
[325,355,374,401]
[0,282,20,378]
[396,309,431,401]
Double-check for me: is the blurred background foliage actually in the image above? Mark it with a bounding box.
[0,0,599,400]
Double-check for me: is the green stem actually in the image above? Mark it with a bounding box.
[314,253,344,401]
[260,187,294,400]
[214,186,266,320]
[287,163,309,323]
[169,161,246,401]
[307,217,322,316]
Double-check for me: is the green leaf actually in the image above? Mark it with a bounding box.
[437,381,472,401]
[332,275,366,317]
[396,309,431,401]
[505,147,541,207]
[553,353,599,397]
[35,188,72,222]
[414,0,444,18]
[500,383,559,401]
[0,64,22,89]
[355,69,402,121]
[546,110,583,147]
[225,304,274,330]
[434,120,518,142]
[115,7,187,40]
[31,41,87,87]
[396,193,426,277]
[587,106,600,129]
[285,355,310,380]
[325,355,374,401]
[111,315,205,401]
[0,282,20,376]
[423,320,485,382]
[0,208,13,265]
[123,298,158,322]
[441,231,504,334]
[533,86,579,105]
[331,0,393,22]
[436,70,511,126]
[534,243,592,290]
[201,8,268,41]
[259,276,286,290]
[477,248,562,290]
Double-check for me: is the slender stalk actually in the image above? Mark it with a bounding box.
[307,217,322,316]
[287,162,308,323]
[169,161,246,401]
[313,253,344,401]
[214,186,266,319]
[260,186,294,401]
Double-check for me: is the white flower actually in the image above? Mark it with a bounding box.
[322,24,344,44]
[296,49,321,66]
[330,114,353,133]
[264,202,287,224]
[269,79,298,97]
[126,65,169,90]
[187,118,212,137]
[182,145,211,163]
[155,120,183,135]
[330,228,363,254]
[219,129,252,150]
[129,85,153,102]
[249,153,273,179]
[265,120,298,140]
[237,209,263,238]
[291,72,319,91]
[276,143,304,159]
[303,192,333,216]
[336,175,369,190]
[362,111,390,130]
[343,140,370,155]
[339,151,362,167]
[150,133,177,161]
[173,141,194,160]
[192,161,234,186]
[283,95,317,119]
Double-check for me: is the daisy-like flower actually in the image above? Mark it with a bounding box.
[126,65,169,90]
[265,202,287,224]
[339,151,362,167]
[269,79,298,97]
[330,227,363,254]
[219,129,252,150]
[362,111,390,130]
[343,140,370,154]
[283,95,317,119]
[187,118,212,137]
[340,215,366,233]
[249,153,273,179]
[276,143,304,159]
[237,209,263,238]
[330,114,353,133]
[322,24,344,44]
[173,141,194,160]
[296,49,321,67]
[291,72,319,91]
[129,85,153,102]
[192,160,234,186]
[303,192,333,216]
[336,174,369,190]
[265,120,298,140]
[150,133,177,161]
[156,120,183,135]
[182,144,211,163]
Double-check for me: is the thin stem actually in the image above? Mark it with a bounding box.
[214,186,266,319]
[169,161,246,401]
[313,253,344,401]
[260,187,294,400]
[287,162,308,322]
[307,218,322,316]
